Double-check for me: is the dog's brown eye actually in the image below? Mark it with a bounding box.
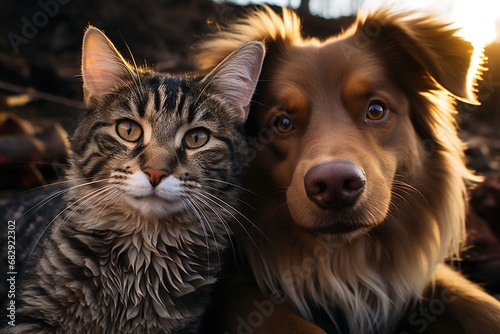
[274,115,294,133]
[366,102,387,121]
[116,119,142,142]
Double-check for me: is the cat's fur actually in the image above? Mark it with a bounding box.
[2,27,264,333]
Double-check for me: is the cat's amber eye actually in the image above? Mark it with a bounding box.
[116,119,143,142]
[183,128,210,149]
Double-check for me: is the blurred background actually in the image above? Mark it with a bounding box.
[1,0,499,296]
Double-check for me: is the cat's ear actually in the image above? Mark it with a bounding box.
[82,26,133,107]
[201,41,265,124]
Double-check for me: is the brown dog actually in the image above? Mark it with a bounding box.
[197,6,500,334]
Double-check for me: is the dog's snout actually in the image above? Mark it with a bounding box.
[304,161,366,211]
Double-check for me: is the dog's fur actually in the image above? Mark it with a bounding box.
[196,6,500,334]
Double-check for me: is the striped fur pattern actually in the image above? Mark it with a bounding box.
[196,6,500,334]
[4,28,264,333]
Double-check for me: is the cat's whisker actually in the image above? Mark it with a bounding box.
[199,189,273,248]
[19,187,71,219]
[189,195,240,266]
[192,196,227,260]
[194,73,220,106]
[23,184,117,274]
[193,194,234,241]
[44,185,122,258]
[81,186,122,234]
[250,98,272,109]
[60,186,117,230]
[53,183,116,222]
[196,191,272,264]
[21,177,92,194]
[198,183,262,215]
[8,161,70,167]
[185,197,223,271]
[17,178,110,228]
[184,197,211,242]
[200,177,262,197]
[183,198,208,239]
[118,34,145,102]
[270,187,288,196]
[271,198,290,217]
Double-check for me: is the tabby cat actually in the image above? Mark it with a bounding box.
[2,27,264,333]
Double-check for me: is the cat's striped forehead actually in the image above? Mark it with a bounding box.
[141,75,188,118]
[107,74,222,138]
[120,75,189,120]
[120,75,189,145]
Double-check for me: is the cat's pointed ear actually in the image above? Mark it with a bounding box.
[82,26,133,107]
[202,41,265,124]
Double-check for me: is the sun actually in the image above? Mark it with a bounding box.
[450,0,498,46]
[447,0,498,93]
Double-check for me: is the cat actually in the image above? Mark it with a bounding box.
[1,26,264,333]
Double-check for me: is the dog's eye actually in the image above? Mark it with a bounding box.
[366,102,387,121]
[274,115,294,133]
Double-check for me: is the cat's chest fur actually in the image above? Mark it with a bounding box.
[21,209,225,333]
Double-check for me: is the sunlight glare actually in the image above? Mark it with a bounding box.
[450,0,498,46]
[447,0,497,96]
[362,0,498,46]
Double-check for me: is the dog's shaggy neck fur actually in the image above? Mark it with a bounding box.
[196,7,484,333]
[247,110,471,332]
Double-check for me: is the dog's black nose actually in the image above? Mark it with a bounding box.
[304,161,366,211]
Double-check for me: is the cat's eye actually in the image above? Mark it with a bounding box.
[116,119,143,142]
[366,101,387,121]
[274,114,294,133]
[183,128,210,149]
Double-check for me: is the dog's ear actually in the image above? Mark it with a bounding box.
[195,5,301,72]
[357,10,485,104]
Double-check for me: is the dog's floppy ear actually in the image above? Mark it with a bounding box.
[357,10,484,104]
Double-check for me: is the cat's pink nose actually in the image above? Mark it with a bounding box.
[142,168,169,187]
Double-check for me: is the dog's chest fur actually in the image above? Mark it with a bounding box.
[196,6,483,334]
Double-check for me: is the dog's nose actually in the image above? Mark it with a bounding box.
[304,161,366,211]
